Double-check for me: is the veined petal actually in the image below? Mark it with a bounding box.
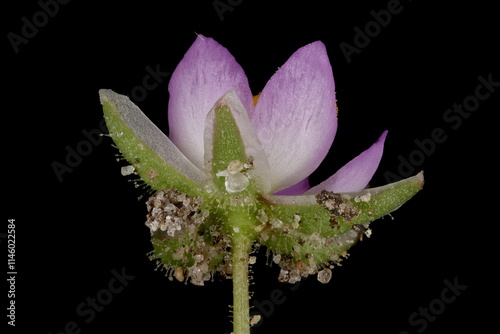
[99,89,206,194]
[251,41,337,193]
[305,131,388,195]
[168,35,254,169]
[204,91,271,194]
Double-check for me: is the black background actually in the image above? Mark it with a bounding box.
[4,0,498,333]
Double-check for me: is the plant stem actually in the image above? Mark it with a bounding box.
[232,231,252,334]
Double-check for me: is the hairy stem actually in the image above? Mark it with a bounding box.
[231,231,252,334]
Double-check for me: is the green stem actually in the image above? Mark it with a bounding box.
[231,227,252,334]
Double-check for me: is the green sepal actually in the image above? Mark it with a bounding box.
[210,105,248,189]
[99,90,204,197]
[257,172,424,280]
[348,171,424,225]
[204,91,272,197]
[204,93,269,239]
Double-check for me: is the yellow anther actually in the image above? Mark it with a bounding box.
[253,92,262,107]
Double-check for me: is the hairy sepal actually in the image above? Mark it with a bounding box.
[99,89,205,197]
[259,172,424,282]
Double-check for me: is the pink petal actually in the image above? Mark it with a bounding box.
[251,41,337,193]
[305,131,388,194]
[273,178,310,195]
[168,35,254,169]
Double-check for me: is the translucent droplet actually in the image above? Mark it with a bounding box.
[225,173,249,193]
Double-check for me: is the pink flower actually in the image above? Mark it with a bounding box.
[166,34,386,196]
[99,34,423,291]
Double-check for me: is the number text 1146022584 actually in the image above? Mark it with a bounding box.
[7,218,16,327]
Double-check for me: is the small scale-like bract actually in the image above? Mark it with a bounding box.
[120,165,135,176]
[146,168,158,179]
[173,267,185,282]
[317,268,332,284]
[315,190,359,226]
[256,191,378,283]
[145,189,203,238]
[354,192,371,203]
[146,189,232,286]
[227,160,244,174]
[250,314,262,327]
